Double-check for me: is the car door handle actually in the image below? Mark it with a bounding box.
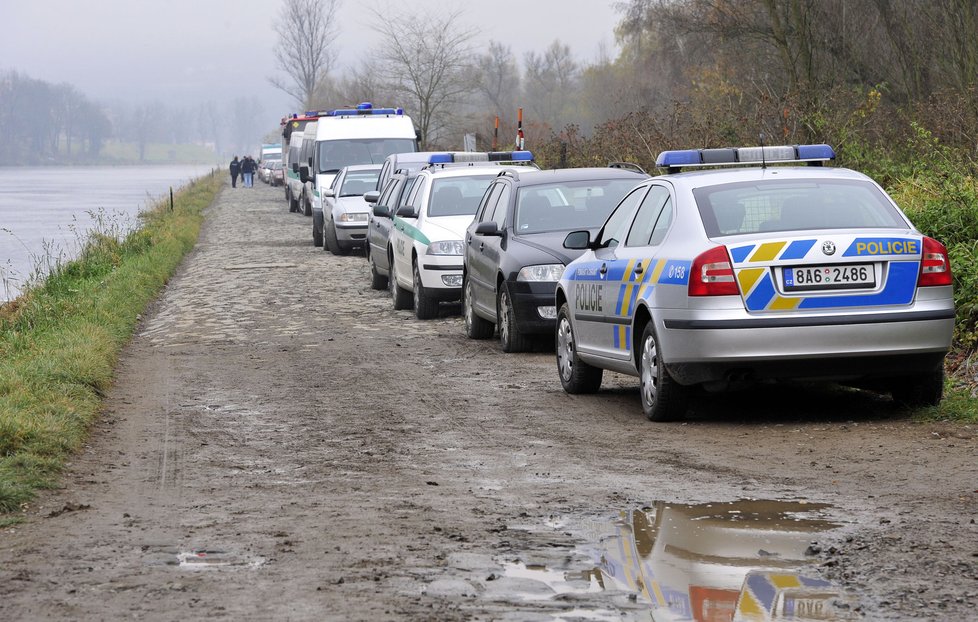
[634,264,644,275]
[479,242,485,251]
[599,264,608,275]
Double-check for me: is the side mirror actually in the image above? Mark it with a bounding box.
[395,205,418,219]
[474,221,502,236]
[299,165,311,184]
[292,162,299,173]
[363,190,380,204]
[324,188,335,199]
[563,230,591,250]
[373,204,391,218]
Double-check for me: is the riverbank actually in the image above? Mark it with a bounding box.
[0,171,222,522]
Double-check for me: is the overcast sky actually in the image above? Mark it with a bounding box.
[1,0,623,133]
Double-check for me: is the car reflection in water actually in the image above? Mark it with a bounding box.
[588,500,853,621]
[507,499,855,621]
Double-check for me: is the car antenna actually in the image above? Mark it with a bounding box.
[759,132,767,169]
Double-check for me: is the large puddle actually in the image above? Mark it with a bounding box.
[505,499,855,621]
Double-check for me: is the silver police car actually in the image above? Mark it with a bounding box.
[555,144,955,421]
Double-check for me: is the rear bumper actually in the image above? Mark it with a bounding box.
[657,307,954,385]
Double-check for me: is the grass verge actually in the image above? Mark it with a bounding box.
[0,171,222,525]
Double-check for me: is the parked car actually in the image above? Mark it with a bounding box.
[387,151,536,319]
[555,144,954,421]
[462,166,648,352]
[313,164,382,253]
[364,168,421,290]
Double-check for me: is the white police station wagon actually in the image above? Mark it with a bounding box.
[388,151,535,319]
[555,144,955,421]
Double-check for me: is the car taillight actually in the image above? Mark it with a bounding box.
[689,246,739,296]
[918,236,952,287]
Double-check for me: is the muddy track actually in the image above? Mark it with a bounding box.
[1,183,975,621]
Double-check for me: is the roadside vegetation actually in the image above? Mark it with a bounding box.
[0,172,222,524]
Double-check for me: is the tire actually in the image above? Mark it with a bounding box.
[556,303,602,394]
[638,321,688,422]
[312,212,324,247]
[288,189,299,213]
[463,276,494,339]
[325,220,340,254]
[412,260,439,320]
[498,285,529,353]
[368,251,388,290]
[891,368,944,407]
[390,259,412,310]
[303,197,312,217]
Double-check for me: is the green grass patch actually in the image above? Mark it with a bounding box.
[0,172,222,519]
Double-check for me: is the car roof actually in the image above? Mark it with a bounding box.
[423,165,522,179]
[655,165,874,192]
[500,167,648,185]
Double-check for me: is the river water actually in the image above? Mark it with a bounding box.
[0,164,216,301]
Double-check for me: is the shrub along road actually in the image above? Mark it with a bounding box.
[0,183,975,620]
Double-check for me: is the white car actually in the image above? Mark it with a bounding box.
[556,144,954,421]
[387,151,535,319]
[315,164,381,254]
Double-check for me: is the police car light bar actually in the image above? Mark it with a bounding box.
[321,102,404,117]
[427,151,534,164]
[656,144,835,171]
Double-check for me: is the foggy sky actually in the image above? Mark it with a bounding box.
[0,0,622,133]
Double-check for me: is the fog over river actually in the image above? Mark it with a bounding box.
[0,165,215,300]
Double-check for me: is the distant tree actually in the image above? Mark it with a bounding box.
[368,7,476,147]
[474,42,521,118]
[269,0,343,109]
[523,40,580,133]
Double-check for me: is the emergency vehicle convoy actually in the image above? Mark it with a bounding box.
[273,104,953,418]
[554,144,954,420]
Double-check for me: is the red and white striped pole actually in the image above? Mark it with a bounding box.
[515,108,524,150]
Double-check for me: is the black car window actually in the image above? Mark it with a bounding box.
[626,185,670,247]
[492,185,511,228]
[648,197,674,246]
[598,185,649,249]
[397,177,418,209]
[477,182,504,222]
[377,177,398,207]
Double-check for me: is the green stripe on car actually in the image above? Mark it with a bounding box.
[393,217,431,246]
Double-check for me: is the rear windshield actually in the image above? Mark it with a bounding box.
[515,179,640,234]
[693,179,909,237]
[429,175,496,217]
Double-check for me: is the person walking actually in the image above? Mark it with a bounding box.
[242,156,256,188]
[229,156,241,188]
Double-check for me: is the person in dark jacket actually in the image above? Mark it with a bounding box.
[229,156,241,188]
[242,156,257,188]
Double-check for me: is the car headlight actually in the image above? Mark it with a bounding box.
[517,264,565,282]
[426,240,464,256]
[337,212,369,223]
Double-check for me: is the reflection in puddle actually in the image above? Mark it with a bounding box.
[507,500,855,621]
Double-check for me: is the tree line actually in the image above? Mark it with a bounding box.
[271,0,977,175]
[0,70,265,166]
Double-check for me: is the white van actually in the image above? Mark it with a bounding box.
[282,113,318,208]
[286,129,306,213]
[299,103,417,221]
[297,121,318,216]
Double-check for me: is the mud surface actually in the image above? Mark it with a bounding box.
[1,183,976,621]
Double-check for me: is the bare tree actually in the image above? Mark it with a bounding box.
[270,0,343,109]
[368,6,476,147]
[523,40,580,132]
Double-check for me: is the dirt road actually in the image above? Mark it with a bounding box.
[1,183,975,621]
